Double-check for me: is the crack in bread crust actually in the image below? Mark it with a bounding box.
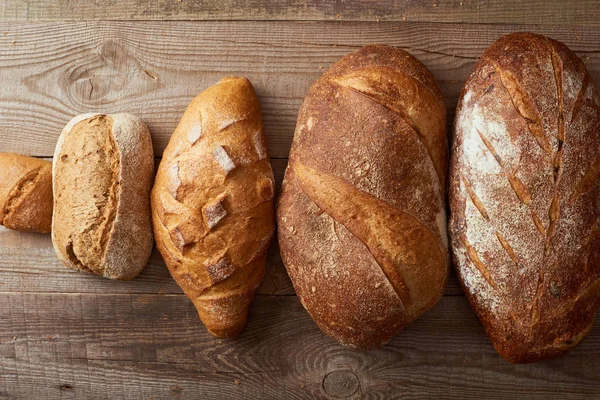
[489,59,553,157]
[333,66,447,187]
[3,167,42,224]
[54,115,121,276]
[293,161,446,315]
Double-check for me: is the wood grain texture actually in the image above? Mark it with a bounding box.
[1,294,600,399]
[2,17,600,399]
[1,0,599,26]
[0,21,598,158]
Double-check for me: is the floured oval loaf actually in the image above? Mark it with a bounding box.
[450,33,600,363]
[278,45,450,349]
[151,77,275,338]
[0,153,53,233]
[52,113,154,280]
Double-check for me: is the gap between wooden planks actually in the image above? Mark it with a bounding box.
[1,0,599,26]
[0,21,598,158]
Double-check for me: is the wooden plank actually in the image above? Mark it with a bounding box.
[1,294,600,399]
[0,21,599,158]
[0,0,599,26]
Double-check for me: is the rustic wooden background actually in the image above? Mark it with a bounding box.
[1,1,600,399]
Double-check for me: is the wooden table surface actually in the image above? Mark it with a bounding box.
[1,1,600,399]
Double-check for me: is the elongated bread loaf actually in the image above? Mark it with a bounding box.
[52,113,154,280]
[0,153,52,233]
[151,77,275,338]
[278,45,449,349]
[450,33,600,363]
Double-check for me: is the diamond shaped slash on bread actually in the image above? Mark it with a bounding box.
[202,194,227,230]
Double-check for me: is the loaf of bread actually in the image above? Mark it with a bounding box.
[151,77,275,338]
[450,33,600,363]
[278,45,449,349]
[0,153,52,233]
[52,113,154,280]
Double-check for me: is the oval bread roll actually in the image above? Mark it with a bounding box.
[151,77,275,338]
[278,45,449,349]
[52,113,154,280]
[450,33,600,363]
[0,153,52,233]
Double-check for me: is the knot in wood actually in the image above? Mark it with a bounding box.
[322,370,359,398]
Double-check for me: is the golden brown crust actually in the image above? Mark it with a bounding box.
[151,76,275,338]
[450,32,600,363]
[0,153,52,233]
[52,113,154,280]
[278,45,449,349]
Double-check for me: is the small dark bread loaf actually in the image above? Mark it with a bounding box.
[450,33,600,363]
[0,153,52,233]
[278,45,449,349]
[52,113,154,280]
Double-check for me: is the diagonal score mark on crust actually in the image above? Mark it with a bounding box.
[545,40,565,256]
[460,174,490,221]
[461,174,519,266]
[475,128,543,231]
[461,236,498,290]
[495,232,519,266]
[3,166,42,225]
[332,68,446,187]
[531,211,547,236]
[488,59,553,157]
[293,161,446,315]
[529,40,565,335]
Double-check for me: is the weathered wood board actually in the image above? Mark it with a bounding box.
[0,21,598,159]
[1,8,600,400]
[1,0,599,26]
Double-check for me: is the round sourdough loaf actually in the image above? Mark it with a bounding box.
[278,45,450,349]
[52,113,154,280]
[450,33,600,363]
